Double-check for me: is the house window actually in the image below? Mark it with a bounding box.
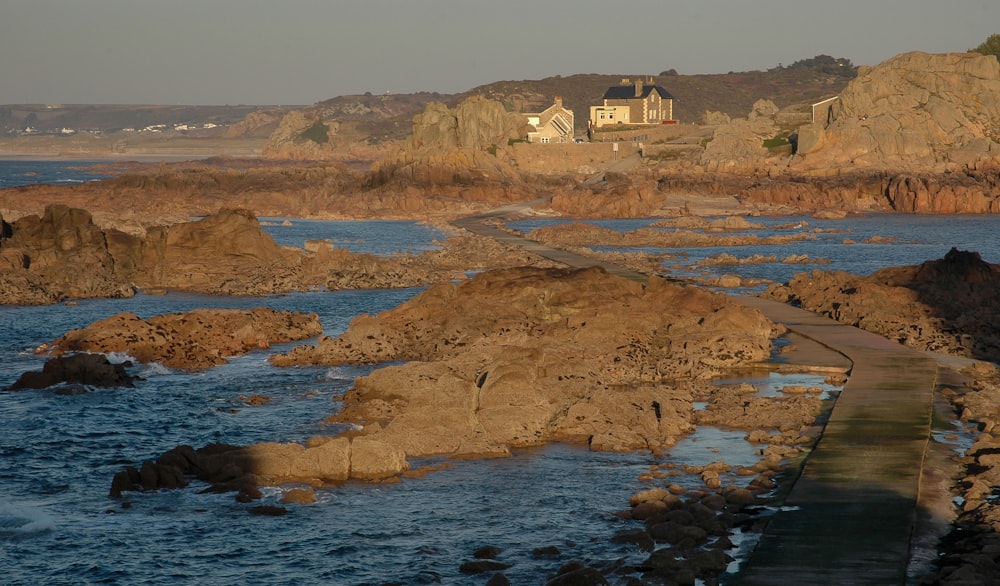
[600,113,605,119]
[541,137,550,144]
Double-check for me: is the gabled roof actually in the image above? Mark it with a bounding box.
[603,84,674,100]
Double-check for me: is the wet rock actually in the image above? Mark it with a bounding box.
[281,488,316,504]
[721,486,756,506]
[240,394,271,406]
[473,545,503,559]
[8,353,136,390]
[630,500,669,521]
[611,528,655,552]
[110,433,412,498]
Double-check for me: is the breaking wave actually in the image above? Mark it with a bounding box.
[0,502,56,536]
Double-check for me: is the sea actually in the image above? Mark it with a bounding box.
[1,159,996,585]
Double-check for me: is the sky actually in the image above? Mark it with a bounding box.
[2,0,998,106]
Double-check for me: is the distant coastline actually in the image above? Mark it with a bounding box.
[0,152,233,162]
[0,134,266,163]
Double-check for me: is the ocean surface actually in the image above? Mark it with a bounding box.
[508,214,1000,292]
[0,160,994,584]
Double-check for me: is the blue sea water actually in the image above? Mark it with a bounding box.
[0,159,112,189]
[509,214,1000,291]
[1,160,995,584]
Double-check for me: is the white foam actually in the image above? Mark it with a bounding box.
[103,351,137,365]
[139,362,174,377]
[0,502,57,534]
[323,367,354,382]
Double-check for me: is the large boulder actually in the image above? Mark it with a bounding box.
[700,99,781,173]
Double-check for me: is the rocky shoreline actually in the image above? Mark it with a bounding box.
[4,48,1000,583]
[93,265,848,583]
[4,199,1000,583]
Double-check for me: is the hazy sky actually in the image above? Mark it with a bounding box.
[2,0,997,105]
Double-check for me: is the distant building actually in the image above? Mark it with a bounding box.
[590,77,675,129]
[525,96,574,143]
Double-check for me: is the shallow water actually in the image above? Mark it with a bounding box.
[509,214,1000,291]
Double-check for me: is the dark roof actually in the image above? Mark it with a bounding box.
[602,84,674,100]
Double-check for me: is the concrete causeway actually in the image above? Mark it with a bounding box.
[732,297,937,585]
[455,205,942,584]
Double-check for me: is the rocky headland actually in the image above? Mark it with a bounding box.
[0,204,559,305]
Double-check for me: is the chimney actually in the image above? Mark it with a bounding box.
[554,95,562,107]
[635,78,643,97]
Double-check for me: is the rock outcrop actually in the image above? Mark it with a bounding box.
[41,308,323,370]
[125,208,292,295]
[791,51,1000,174]
[0,205,136,304]
[261,110,340,159]
[763,248,1000,361]
[7,353,136,391]
[408,96,528,151]
[0,205,559,305]
[109,436,409,498]
[271,266,782,462]
[700,99,781,174]
[368,96,529,194]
